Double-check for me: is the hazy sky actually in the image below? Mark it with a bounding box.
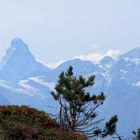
[0,0,140,65]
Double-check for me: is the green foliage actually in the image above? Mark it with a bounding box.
[0,105,86,140]
[51,66,119,139]
[93,115,118,138]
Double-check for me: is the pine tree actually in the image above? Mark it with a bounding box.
[133,129,140,140]
[51,66,120,139]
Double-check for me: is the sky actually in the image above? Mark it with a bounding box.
[0,0,140,66]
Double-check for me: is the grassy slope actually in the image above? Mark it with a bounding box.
[0,105,86,140]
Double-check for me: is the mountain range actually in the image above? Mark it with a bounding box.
[0,38,140,137]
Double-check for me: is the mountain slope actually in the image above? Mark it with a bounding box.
[43,59,99,82]
[0,105,86,140]
[119,47,140,59]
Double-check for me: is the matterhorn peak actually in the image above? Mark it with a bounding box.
[11,38,29,51]
[0,38,50,82]
[0,38,34,69]
[5,38,30,59]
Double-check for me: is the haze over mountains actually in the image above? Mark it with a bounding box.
[0,38,140,136]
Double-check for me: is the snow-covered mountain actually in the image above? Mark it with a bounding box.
[0,38,140,137]
[0,38,50,82]
[102,49,140,136]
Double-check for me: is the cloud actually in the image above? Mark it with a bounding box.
[105,49,120,57]
[46,49,121,68]
[73,53,102,62]
[73,49,120,62]
[46,60,65,68]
